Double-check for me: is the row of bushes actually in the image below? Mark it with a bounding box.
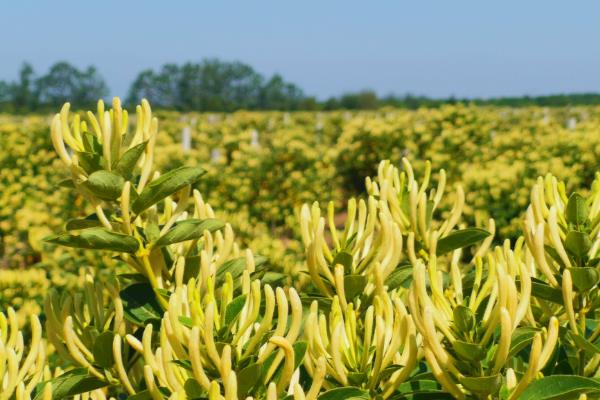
[3,98,600,399]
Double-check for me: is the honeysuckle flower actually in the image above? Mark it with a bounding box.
[0,308,45,400]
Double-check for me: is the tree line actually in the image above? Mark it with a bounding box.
[2,60,600,112]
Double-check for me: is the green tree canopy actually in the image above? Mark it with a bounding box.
[35,62,108,108]
[127,59,305,111]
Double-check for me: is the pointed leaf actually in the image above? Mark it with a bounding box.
[385,264,413,290]
[237,363,261,397]
[509,327,539,358]
[215,257,247,285]
[460,374,501,395]
[452,340,486,362]
[34,368,107,400]
[293,341,308,370]
[570,333,600,355]
[566,193,589,226]
[344,274,367,299]
[114,141,147,178]
[65,214,102,230]
[436,228,490,255]
[453,305,476,333]
[44,227,139,253]
[531,279,564,304]
[519,375,600,400]
[93,331,115,368]
[120,282,163,325]
[318,387,370,400]
[154,218,224,248]
[132,166,205,214]
[224,295,247,327]
[76,151,103,175]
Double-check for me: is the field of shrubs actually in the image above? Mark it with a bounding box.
[2,100,600,399]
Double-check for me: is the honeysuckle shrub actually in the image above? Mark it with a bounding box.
[4,105,600,276]
[5,99,600,399]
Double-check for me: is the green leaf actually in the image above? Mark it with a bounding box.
[332,251,354,272]
[34,368,107,400]
[144,218,161,243]
[292,341,308,370]
[132,166,205,214]
[460,374,502,395]
[531,279,564,304]
[81,132,102,153]
[300,295,332,310]
[154,218,224,248]
[378,364,404,380]
[570,333,600,355]
[120,282,163,325]
[344,274,368,299]
[425,199,435,228]
[568,267,600,291]
[215,258,247,286]
[178,316,193,328]
[224,295,247,327]
[436,228,490,255]
[127,390,153,400]
[65,214,102,230]
[545,245,568,269]
[83,170,125,201]
[519,375,600,400]
[385,264,413,290]
[396,376,451,398]
[58,178,75,188]
[44,227,139,253]
[452,340,486,362]
[92,331,115,368]
[565,231,591,259]
[509,327,539,358]
[114,141,147,178]
[183,256,201,283]
[237,363,261,397]
[318,387,370,400]
[566,193,589,226]
[453,305,476,333]
[261,271,287,286]
[184,378,205,399]
[76,151,103,174]
[347,372,368,385]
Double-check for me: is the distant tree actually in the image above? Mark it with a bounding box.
[127,60,309,111]
[126,64,181,108]
[11,63,36,111]
[322,97,340,110]
[339,90,379,109]
[35,62,108,108]
[298,96,320,110]
[0,81,10,103]
[178,59,263,111]
[258,74,305,110]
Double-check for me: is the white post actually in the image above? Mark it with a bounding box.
[251,129,260,147]
[211,148,221,162]
[182,126,191,152]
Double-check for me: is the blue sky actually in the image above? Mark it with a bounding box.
[1,1,599,99]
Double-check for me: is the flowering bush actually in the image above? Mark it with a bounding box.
[4,99,600,399]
